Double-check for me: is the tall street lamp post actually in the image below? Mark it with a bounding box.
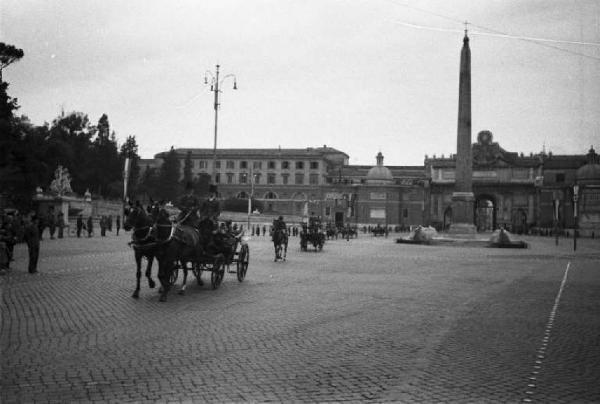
[205,64,237,184]
[553,192,560,246]
[573,183,579,251]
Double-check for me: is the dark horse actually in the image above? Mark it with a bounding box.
[153,211,209,302]
[123,202,157,298]
[273,227,288,261]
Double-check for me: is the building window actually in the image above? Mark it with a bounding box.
[239,173,248,184]
[215,161,221,169]
[197,160,208,169]
[226,160,235,169]
[556,173,565,183]
[226,173,234,184]
[268,161,276,169]
[295,161,304,170]
[253,161,262,170]
[237,191,248,199]
[325,206,331,216]
[267,173,276,184]
[282,161,290,170]
[309,174,319,185]
[282,174,289,185]
[264,191,277,199]
[310,161,319,170]
[370,208,386,219]
[254,173,261,184]
[215,173,220,184]
[240,161,248,169]
[295,173,304,185]
[403,208,408,218]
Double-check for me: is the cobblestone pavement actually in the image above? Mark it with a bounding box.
[1,232,599,403]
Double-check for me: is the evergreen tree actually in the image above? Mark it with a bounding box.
[157,147,181,202]
[182,151,193,188]
[137,164,158,202]
[90,114,121,198]
[47,112,94,194]
[120,135,141,199]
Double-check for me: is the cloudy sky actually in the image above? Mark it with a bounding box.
[2,0,599,165]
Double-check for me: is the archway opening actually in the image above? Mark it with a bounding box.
[475,195,496,232]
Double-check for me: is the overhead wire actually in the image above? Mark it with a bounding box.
[384,0,600,61]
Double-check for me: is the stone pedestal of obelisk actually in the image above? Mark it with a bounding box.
[448,32,476,235]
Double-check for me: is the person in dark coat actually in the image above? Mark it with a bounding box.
[200,184,221,225]
[57,212,64,238]
[177,182,200,228]
[37,214,45,241]
[48,208,56,239]
[100,216,107,237]
[87,216,93,237]
[76,214,83,237]
[23,213,40,274]
[116,215,121,236]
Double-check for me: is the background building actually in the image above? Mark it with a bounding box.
[141,138,599,235]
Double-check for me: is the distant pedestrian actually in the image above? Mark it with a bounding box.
[262,225,266,237]
[108,215,113,232]
[100,216,107,237]
[37,214,45,241]
[48,208,56,239]
[24,213,40,274]
[116,215,121,236]
[87,216,93,237]
[57,212,64,239]
[76,214,83,238]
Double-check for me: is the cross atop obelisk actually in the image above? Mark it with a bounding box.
[449,28,476,234]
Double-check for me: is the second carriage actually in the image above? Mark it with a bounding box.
[300,219,325,251]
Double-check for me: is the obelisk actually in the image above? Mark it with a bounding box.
[449,28,476,234]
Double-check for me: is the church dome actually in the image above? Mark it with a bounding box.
[366,152,394,184]
[576,147,600,184]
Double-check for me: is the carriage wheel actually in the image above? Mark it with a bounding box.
[211,256,225,290]
[237,244,249,282]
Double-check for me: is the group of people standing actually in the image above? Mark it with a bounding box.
[0,210,41,275]
[75,214,121,238]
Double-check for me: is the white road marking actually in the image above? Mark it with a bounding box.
[523,262,570,402]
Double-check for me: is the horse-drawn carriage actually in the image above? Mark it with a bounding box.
[171,227,250,291]
[300,219,325,251]
[124,201,249,302]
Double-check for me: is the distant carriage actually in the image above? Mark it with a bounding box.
[300,221,325,252]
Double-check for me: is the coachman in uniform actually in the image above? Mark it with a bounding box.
[200,184,221,226]
[177,182,200,228]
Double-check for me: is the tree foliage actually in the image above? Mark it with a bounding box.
[0,42,24,83]
[156,147,181,202]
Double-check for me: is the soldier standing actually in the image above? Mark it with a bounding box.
[48,207,56,239]
[76,214,83,237]
[87,216,93,237]
[23,213,40,274]
[57,212,64,238]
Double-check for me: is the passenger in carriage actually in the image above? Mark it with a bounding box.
[176,182,200,228]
